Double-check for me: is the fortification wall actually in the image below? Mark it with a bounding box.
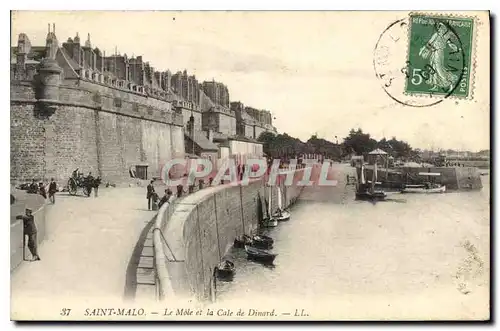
[179,108,202,131]
[218,112,237,137]
[244,124,253,139]
[11,80,185,183]
[154,169,305,302]
[11,103,100,182]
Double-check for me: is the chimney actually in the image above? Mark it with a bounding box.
[188,113,196,155]
[206,129,214,143]
[188,113,195,138]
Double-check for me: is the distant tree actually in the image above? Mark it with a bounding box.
[257,131,305,158]
[257,131,277,156]
[387,137,412,159]
[341,128,377,156]
[306,135,341,160]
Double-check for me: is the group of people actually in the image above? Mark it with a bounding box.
[146,180,174,211]
[27,178,58,204]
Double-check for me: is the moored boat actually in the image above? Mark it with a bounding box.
[252,234,274,249]
[215,260,235,279]
[261,217,278,227]
[245,245,277,264]
[234,234,253,248]
[261,186,278,227]
[355,162,386,201]
[401,185,446,193]
[355,190,387,201]
[273,186,291,221]
[401,172,446,194]
[273,209,291,221]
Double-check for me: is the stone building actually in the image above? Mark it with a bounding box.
[201,80,230,108]
[171,70,200,105]
[10,24,277,183]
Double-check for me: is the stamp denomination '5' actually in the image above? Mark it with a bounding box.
[406,14,474,98]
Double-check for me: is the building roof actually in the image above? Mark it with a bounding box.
[212,131,229,141]
[199,89,216,112]
[228,135,262,144]
[58,47,81,71]
[185,130,219,152]
[240,109,256,124]
[368,148,388,155]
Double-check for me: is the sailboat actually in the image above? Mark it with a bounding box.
[261,186,278,227]
[355,162,387,201]
[272,186,291,221]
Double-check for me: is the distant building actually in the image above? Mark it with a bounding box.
[10,24,279,181]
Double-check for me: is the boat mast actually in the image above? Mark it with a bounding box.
[385,155,389,181]
[371,157,377,193]
[268,185,272,217]
[277,186,282,211]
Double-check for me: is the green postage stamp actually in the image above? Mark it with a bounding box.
[405,14,475,98]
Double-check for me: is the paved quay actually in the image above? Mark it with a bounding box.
[10,184,161,319]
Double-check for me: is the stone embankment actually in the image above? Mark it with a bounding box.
[153,168,311,301]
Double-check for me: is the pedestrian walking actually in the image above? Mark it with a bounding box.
[93,176,101,197]
[147,180,155,210]
[48,178,57,204]
[85,172,94,197]
[16,208,40,261]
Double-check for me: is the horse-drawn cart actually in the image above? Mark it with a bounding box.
[67,173,91,197]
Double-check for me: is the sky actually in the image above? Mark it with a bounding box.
[11,11,490,151]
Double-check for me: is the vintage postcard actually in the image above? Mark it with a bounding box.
[10,11,490,321]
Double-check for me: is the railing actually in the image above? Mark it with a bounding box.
[152,198,177,301]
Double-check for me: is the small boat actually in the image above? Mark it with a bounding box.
[401,184,446,193]
[273,186,291,221]
[252,234,274,249]
[234,234,252,248]
[261,217,278,227]
[355,163,386,201]
[273,209,291,222]
[355,190,387,201]
[261,186,278,227]
[215,260,235,279]
[400,172,446,193]
[245,245,277,264]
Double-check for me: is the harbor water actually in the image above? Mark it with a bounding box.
[213,164,490,320]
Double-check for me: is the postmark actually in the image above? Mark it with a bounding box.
[373,13,476,107]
